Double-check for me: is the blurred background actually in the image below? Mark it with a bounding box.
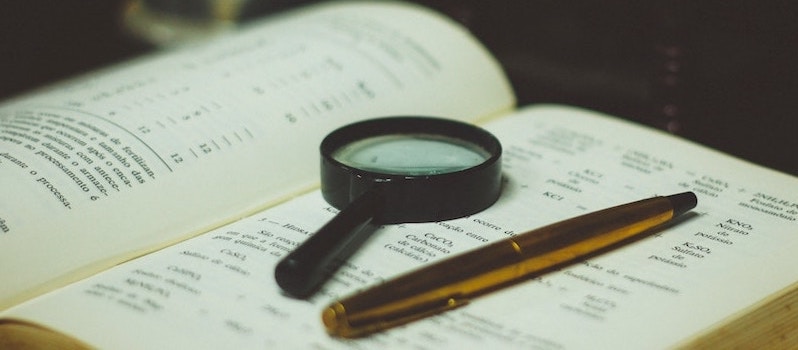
[1,0,796,175]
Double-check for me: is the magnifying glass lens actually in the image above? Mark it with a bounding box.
[333,134,490,175]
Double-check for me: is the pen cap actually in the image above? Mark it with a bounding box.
[666,192,697,218]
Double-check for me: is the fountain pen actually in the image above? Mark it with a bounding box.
[322,192,697,338]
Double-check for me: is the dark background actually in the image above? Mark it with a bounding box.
[1,0,796,175]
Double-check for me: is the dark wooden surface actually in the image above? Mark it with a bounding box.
[2,1,796,175]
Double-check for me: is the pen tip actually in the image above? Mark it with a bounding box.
[666,192,697,218]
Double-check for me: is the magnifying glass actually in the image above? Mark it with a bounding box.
[274,116,503,298]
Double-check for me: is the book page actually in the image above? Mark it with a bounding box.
[0,1,514,310]
[3,105,796,349]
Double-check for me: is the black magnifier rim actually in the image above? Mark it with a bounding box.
[320,116,502,224]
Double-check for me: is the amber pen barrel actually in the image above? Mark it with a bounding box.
[322,192,697,338]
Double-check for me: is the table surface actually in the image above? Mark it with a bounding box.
[2,1,796,176]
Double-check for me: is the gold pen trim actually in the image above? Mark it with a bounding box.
[323,296,470,338]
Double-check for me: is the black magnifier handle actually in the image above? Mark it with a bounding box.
[274,190,382,298]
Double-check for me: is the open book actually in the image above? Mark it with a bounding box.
[1,2,796,349]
